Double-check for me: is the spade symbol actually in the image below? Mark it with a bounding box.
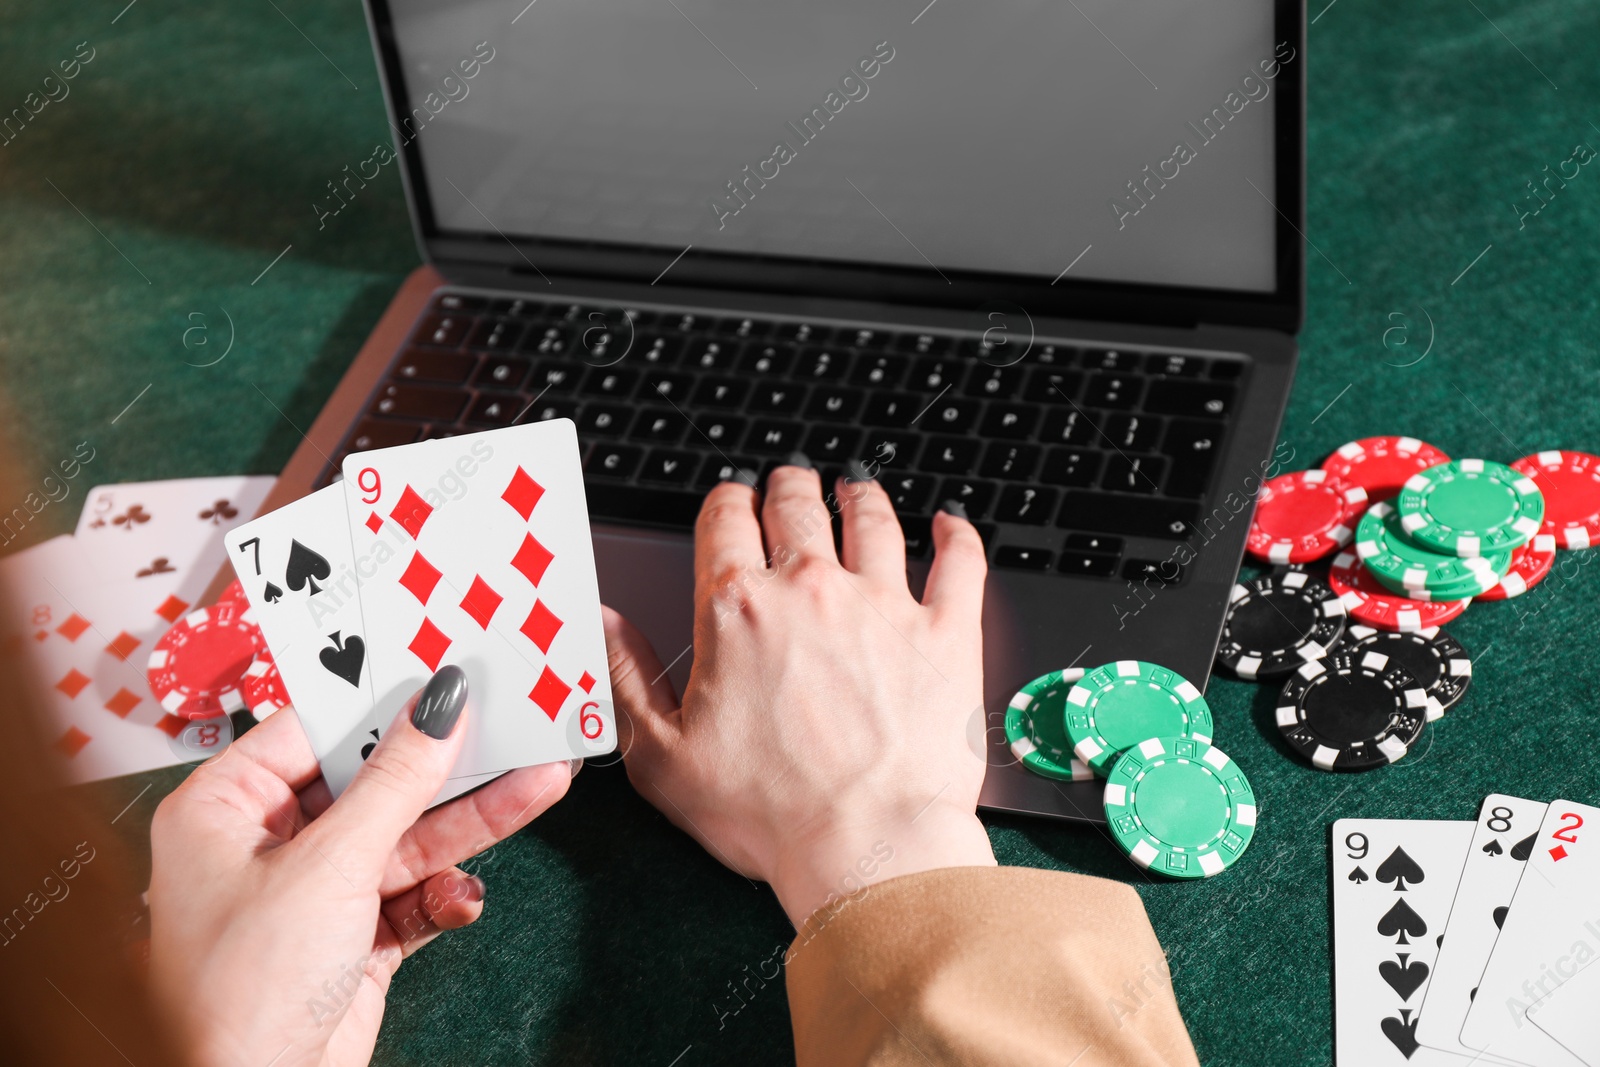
[1482,839,1503,857]
[285,540,331,596]
[1376,846,1426,891]
[263,582,283,604]
[1470,986,1478,1002]
[1348,866,1370,884]
[1380,953,1430,1001]
[360,728,379,761]
[1381,1008,1421,1058]
[1511,833,1536,861]
[319,631,365,688]
[1378,898,1428,945]
[1493,906,1508,930]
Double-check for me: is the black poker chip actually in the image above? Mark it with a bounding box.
[1275,650,1431,771]
[1340,625,1472,717]
[1215,572,1347,680]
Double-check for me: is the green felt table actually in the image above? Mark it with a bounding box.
[4,1,1600,1063]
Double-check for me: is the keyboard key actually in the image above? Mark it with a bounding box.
[585,482,703,527]
[1058,492,1198,539]
[716,316,772,340]
[898,514,933,559]
[745,418,805,454]
[938,477,997,518]
[1083,348,1142,371]
[804,386,865,423]
[980,443,1040,481]
[487,296,546,318]
[1083,372,1145,409]
[1031,342,1076,364]
[919,397,979,433]
[1040,448,1104,487]
[475,356,531,392]
[1064,533,1124,554]
[1101,454,1167,494]
[393,349,477,385]
[639,448,700,486]
[465,316,525,351]
[1102,413,1164,451]
[747,383,807,415]
[630,407,688,444]
[1145,352,1206,377]
[576,402,632,437]
[696,454,760,489]
[1058,552,1119,578]
[637,369,694,402]
[862,391,920,427]
[524,398,580,424]
[995,546,1054,571]
[347,419,421,452]
[585,444,645,480]
[666,311,713,333]
[575,323,623,362]
[737,342,797,377]
[803,425,861,463]
[1023,367,1084,403]
[1210,359,1245,381]
[463,394,520,427]
[531,360,583,393]
[849,354,908,389]
[884,473,936,512]
[579,366,639,398]
[993,486,1058,525]
[963,365,1026,399]
[413,314,470,348]
[1143,379,1237,419]
[691,376,751,410]
[682,338,741,371]
[1123,558,1185,585]
[630,333,685,365]
[1039,408,1099,446]
[796,346,850,380]
[776,321,832,344]
[861,430,923,467]
[435,293,485,312]
[373,384,467,422]
[894,332,953,356]
[978,403,1039,440]
[921,437,982,474]
[843,326,894,350]
[518,325,573,356]
[908,357,961,392]
[698,414,748,449]
[1161,419,1223,499]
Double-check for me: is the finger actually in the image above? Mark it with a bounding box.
[217,701,323,792]
[378,867,484,959]
[836,476,907,582]
[694,478,767,601]
[307,666,470,877]
[762,456,837,565]
[378,760,573,896]
[605,605,680,765]
[921,506,988,619]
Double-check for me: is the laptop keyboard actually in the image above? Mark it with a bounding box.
[323,290,1246,583]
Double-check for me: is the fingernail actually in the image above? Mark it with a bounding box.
[568,758,584,779]
[464,874,486,903]
[412,665,467,740]
[940,499,968,520]
[732,468,759,488]
[844,459,875,484]
[784,451,813,471]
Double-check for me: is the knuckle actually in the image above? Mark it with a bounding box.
[698,500,750,532]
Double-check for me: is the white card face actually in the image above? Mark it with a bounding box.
[76,476,275,599]
[1462,800,1599,1067]
[340,421,616,781]
[1417,795,1550,1063]
[1332,819,1478,1065]
[224,485,375,796]
[1531,960,1600,1065]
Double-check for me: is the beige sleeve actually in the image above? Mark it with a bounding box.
[784,866,1200,1067]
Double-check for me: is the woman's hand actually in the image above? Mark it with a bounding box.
[607,463,996,926]
[148,667,574,1066]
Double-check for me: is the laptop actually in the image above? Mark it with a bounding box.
[264,0,1304,822]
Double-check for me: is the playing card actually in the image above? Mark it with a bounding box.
[1530,957,1600,1065]
[1332,818,1477,1065]
[1417,795,1550,1063]
[341,421,615,782]
[1461,800,1600,1067]
[76,475,275,598]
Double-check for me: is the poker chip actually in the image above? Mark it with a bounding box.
[1475,533,1557,601]
[1329,550,1470,631]
[219,578,250,609]
[1275,651,1430,771]
[1510,451,1600,549]
[146,601,263,720]
[1103,736,1256,880]
[1340,624,1471,718]
[241,655,289,720]
[1321,436,1451,502]
[1357,502,1509,593]
[1004,670,1094,782]
[1246,470,1367,565]
[1063,661,1213,776]
[1215,572,1347,680]
[1396,459,1544,557]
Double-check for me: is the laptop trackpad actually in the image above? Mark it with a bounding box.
[593,526,697,697]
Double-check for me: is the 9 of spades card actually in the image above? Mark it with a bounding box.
[340,421,615,784]
[1332,819,1477,1065]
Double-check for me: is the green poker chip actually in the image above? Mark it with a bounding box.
[1396,458,1544,557]
[1004,669,1094,782]
[1357,502,1510,592]
[1064,660,1213,776]
[1103,736,1256,880]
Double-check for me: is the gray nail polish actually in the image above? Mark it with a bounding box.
[732,468,759,488]
[843,459,875,484]
[784,451,813,470]
[412,665,467,740]
[568,758,584,779]
[940,499,969,520]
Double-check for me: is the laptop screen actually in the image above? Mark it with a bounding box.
[384,0,1282,294]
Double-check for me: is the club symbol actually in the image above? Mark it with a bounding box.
[200,499,238,525]
[112,505,151,531]
[136,557,176,578]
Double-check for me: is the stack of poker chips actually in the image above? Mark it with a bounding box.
[145,579,286,725]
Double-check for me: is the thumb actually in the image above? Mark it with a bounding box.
[311,665,469,877]
[603,606,680,759]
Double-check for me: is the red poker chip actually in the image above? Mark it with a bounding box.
[1510,450,1600,549]
[219,578,250,609]
[241,655,290,720]
[1475,533,1556,601]
[1329,550,1470,632]
[146,600,265,720]
[1246,470,1368,564]
[1321,436,1451,502]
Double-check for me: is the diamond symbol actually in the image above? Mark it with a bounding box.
[1551,845,1569,862]
[155,595,190,624]
[390,485,434,540]
[578,671,596,693]
[54,726,91,758]
[510,532,555,588]
[56,614,91,641]
[460,576,504,630]
[408,618,452,672]
[155,714,187,739]
[56,668,91,699]
[398,552,444,605]
[365,511,384,535]
[518,600,563,653]
[104,688,142,719]
[104,631,141,662]
[529,666,572,721]
[502,467,546,521]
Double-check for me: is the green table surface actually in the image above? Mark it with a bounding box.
[4,1,1600,1063]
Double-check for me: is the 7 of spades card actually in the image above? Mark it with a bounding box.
[1332,819,1477,1065]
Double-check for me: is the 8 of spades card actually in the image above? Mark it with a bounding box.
[1332,819,1476,1065]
